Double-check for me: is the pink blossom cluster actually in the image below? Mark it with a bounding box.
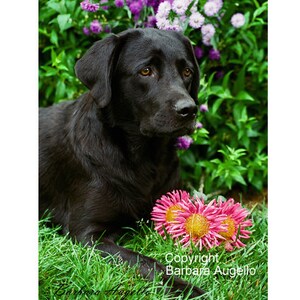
[151,190,252,251]
[80,0,100,12]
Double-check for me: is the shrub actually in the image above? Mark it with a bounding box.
[39,0,268,193]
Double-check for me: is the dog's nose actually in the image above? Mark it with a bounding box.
[175,100,197,118]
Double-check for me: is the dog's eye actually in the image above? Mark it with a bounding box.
[183,68,192,78]
[139,67,153,76]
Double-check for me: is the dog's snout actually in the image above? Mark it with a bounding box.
[175,99,197,118]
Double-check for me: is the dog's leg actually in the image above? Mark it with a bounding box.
[86,236,206,298]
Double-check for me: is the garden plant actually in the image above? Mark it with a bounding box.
[39,0,268,299]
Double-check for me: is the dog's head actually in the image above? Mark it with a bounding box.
[75,28,200,137]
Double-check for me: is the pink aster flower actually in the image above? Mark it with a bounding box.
[231,13,246,28]
[214,198,253,251]
[169,198,227,250]
[151,190,191,236]
[189,12,205,29]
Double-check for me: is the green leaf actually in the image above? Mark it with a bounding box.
[65,0,77,13]
[211,98,225,114]
[222,71,234,90]
[253,5,267,21]
[50,30,58,47]
[47,1,67,14]
[55,81,66,101]
[235,91,255,101]
[231,172,247,186]
[57,14,72,32]
[233,66,246,95]
[40,66,58,77]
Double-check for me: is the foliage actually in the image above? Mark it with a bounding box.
[39,0,268,193]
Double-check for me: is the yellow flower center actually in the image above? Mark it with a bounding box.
[165,204,184,222]
[219,216,236,239]
[185,214,210,238]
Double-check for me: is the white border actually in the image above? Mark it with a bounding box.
[0,0,38,299]
[269,1,300,298]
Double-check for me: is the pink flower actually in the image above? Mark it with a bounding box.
[169,198,227,250]
[172,0,190,16]
[231,13,246,28]
[176,136,193,150]
[204,1,219,16]
[90,20,102,34]
[151,190,191,236]
[200,104,209,112]
[208,0,223,11]
[195,122,203,129]
[214,198,253,251]
[80,0,99,12]
[201,23,216,38]
[189,12,205,29]
[156,1,172,18]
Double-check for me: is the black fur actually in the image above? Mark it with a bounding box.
[39,28,204,297]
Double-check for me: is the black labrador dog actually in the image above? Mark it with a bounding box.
[39,28,204,297]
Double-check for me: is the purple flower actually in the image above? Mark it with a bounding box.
[115,0,124,7]
[100,0,109,10]
[200,104,209,112]
[195,122,203,129]
[204,1,219,16]
[209,48,221,60]
[104,25,111,33]
[146,15,157,27]
[231,13,245,28]
[216,70,224,79]
[80,0,99,12]
[129,0,143,16]
[194,46,204,59]
[82,26,90,35]
[147,0,164,13]
[176,136,193,150]
[189,12,205,29]
[90,20,102,34]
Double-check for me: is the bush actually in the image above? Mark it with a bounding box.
[39,0,268,194]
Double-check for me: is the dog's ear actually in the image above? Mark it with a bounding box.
[190,59,200,105]
[75,35,120,108]
[181,37,200,104]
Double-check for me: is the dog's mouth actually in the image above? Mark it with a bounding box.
[140,119,196,138]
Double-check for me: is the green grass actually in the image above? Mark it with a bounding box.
[39,203,267,300]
